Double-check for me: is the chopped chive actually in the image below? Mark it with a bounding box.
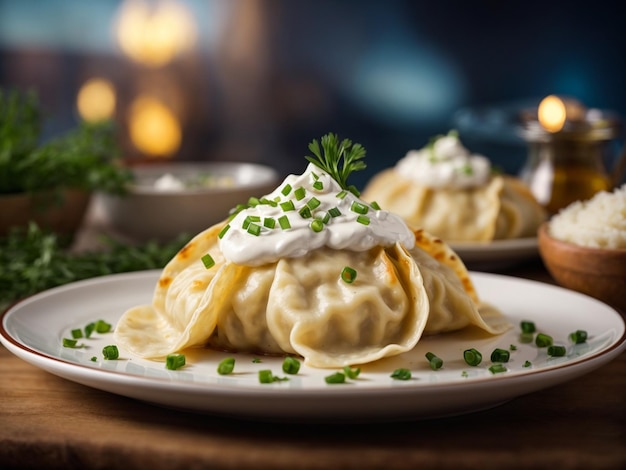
[489,364,507,374]
[311,171,319,180]
[242,215,261,229]
[247,196,261,207]
[259,370,289,384]
[218,224,231,239]
[350,201,369,215]
[328,207,341,218]
[201,253,215,269]
[247,223,262,236]
[426,352,443,370]
[547,345,567,357]
[281,184,292,196]
[280,200,295,212]
[343,366,361,379]
[298,206,312,219]
[90,356,97,362]
[341,266,357,284]
[85,322,96,338]
[259,197,277,207]
[390,368,411,380]
[95,319,112,334]
[336,190,348,199]
[569,330,588,344]
[356,215,370,226]
[294,187,306,200]
[217,357,235,375]
[490,348,510,363]
[519,332,534,343]
[520,320,536,334]
[282,357,301,375]
[310,219,325,233]
[324,372,346,384]
[510,344,517,351]
[523,360,532,367]
[461,370,469,378]
[102,345,119,360]
[370,201,381,210]
[535,333,553,348]
[463,348,482,366]
[166,353,186,370]
[62,338,80,348]
[313,180,323,190]
[278,215,291,229]
[252,358,262,363]
[263,217,276,229]
[307,197,321,210]
[71,328,83,339]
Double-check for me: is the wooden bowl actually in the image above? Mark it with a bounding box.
[538,223,626,313]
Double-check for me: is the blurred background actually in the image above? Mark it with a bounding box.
[1,0,625,189]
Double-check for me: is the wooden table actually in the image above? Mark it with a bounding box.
[1,259,625,470]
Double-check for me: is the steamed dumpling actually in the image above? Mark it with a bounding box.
[360,132,546,242]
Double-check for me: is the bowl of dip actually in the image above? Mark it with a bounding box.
[97,161,280,242]
[538,184,626,313]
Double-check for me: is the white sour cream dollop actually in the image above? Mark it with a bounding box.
[395,132,491,189]
[219,163,415,266]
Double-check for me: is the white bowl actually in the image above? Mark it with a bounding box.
[98,161,280,242]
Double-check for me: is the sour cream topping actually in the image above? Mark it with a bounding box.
[219,163,415,266]
[395,133,491,189]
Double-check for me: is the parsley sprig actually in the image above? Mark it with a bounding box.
[305,133,366,196]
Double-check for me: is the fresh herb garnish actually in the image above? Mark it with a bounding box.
[463,348,482,366]
[490,348,510,363]
[569,330,588,344]
[102,345,119,360]
[390,368,412,380]
[282,357,301,375]
[166,353,186,370]
[259,370,289,384]
[324,372,346,384]
[425,352,443,370]
[305,133,366,196]
[217,357,235,375]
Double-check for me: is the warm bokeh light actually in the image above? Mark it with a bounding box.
[538,95,567,132]
[115,0,197,67]
[76,78,116,122]
[128,95,181,157]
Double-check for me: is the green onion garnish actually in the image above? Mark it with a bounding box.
[341,266,357,284]
[281,184,292,196]
[90,356,97,362]
[569,330,588,344]
[298,206,312,219]
[488,364,507,374]
[248,196,260,207]
[85,322,96,338]
[490,348,510,363]
[218,224,231,239]
[62,338,80,348]
[390,368,411,380]
[217,357,235,375]
[71,328,83,339]
[310,219,325,233]
[282,357,301,375]
[252,358,262,363]
[166,353,186,370]
[280,200,295,212]
[259,197,277,207]
[535,333,553,348]
[336,190,348,199]
[510,344,517,351]
[426,352,443,370]
[547,345,567,357]
[463,348,482,366]
[201,253,215,269]
[370,201,381,210]
[259,370,289,384]
[247,223,262,236]
[324,372,346,384]
[343,366,361,379]
[102,345,119,360]
[294,187,306,200]
[278,215,291,229]
[242,215,261,229]
[523,360,532,368]
[307,197,321,210]
[520,320,536,334]
[350,201,369,215]
[313,180,323,190]
[356,215,370,226]
[263,218,276,229]
[95,319,112,334]
[320,212,331,224]
[328,207,341,218]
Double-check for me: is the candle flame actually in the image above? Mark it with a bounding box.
[77,78,116,122]
[538,95,567,133]
[128,95,181,158]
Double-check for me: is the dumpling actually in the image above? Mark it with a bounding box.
[115,134,510,368]
[360,131,546,242]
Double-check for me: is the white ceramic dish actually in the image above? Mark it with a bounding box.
[450,237,538,270]
[1,270,624,422]
[97,162,279,242]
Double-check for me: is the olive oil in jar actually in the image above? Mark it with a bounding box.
[544,165,611,215]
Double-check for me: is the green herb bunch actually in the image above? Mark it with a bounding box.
[305,133,366,196]
[0,88,132,195]
[0,223,190,312]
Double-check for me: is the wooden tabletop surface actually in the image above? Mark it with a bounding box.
[1,258,625,470]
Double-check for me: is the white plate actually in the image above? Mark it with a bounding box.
[450,237,538,269]
[2,270,625,422]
